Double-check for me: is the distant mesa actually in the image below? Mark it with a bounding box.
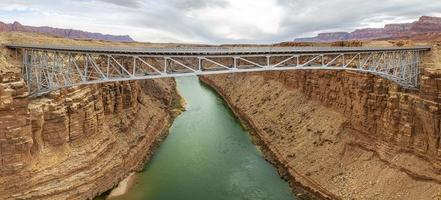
[295,16,441,42]
[0,21,135,42]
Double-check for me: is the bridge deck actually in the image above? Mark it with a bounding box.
[6,44,431,55]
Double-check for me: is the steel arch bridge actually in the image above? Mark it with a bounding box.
[7,44,431,96]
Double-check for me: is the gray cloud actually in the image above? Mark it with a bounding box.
[167,0,229,10]
[97,0,143,8]
[97,0,228,10]
[273,0,441,41]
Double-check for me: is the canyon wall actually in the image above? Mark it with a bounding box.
[0,47,181,199]
[200,46,441,199]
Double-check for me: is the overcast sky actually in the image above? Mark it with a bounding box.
[1,0,441,44]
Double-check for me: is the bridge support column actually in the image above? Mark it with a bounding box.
[266,56,270,68]
[198,57,202,72]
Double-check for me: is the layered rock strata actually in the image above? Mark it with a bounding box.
[0,48,181,199]
[200,46,441,199]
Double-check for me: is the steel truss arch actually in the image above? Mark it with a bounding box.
[9,44,430,96]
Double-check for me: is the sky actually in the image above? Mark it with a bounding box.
[0,0,441,44]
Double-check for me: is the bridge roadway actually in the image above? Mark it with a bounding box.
[8,44,431,55]
[7,44,432,96]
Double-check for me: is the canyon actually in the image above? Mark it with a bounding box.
[1,30,441,200]
[200,41,441,199]
[295,16,441,42]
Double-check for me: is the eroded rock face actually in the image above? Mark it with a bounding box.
[0,74,181,199]
[266,71,441,161]
[0,75,32,174]
[200,53,441,199]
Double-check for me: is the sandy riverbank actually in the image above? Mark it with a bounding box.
[107,173,137,199]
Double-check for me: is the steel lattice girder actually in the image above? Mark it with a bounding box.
[17,47,428,96]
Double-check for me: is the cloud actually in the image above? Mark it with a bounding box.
[97,0,143,8]
[97,0,228,10]
[274,0,441,40]
[0,0,441,44]
[166,0,229,10]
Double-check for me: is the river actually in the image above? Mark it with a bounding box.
[111,76,296,200]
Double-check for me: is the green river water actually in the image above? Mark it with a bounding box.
[112,76,296,200]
